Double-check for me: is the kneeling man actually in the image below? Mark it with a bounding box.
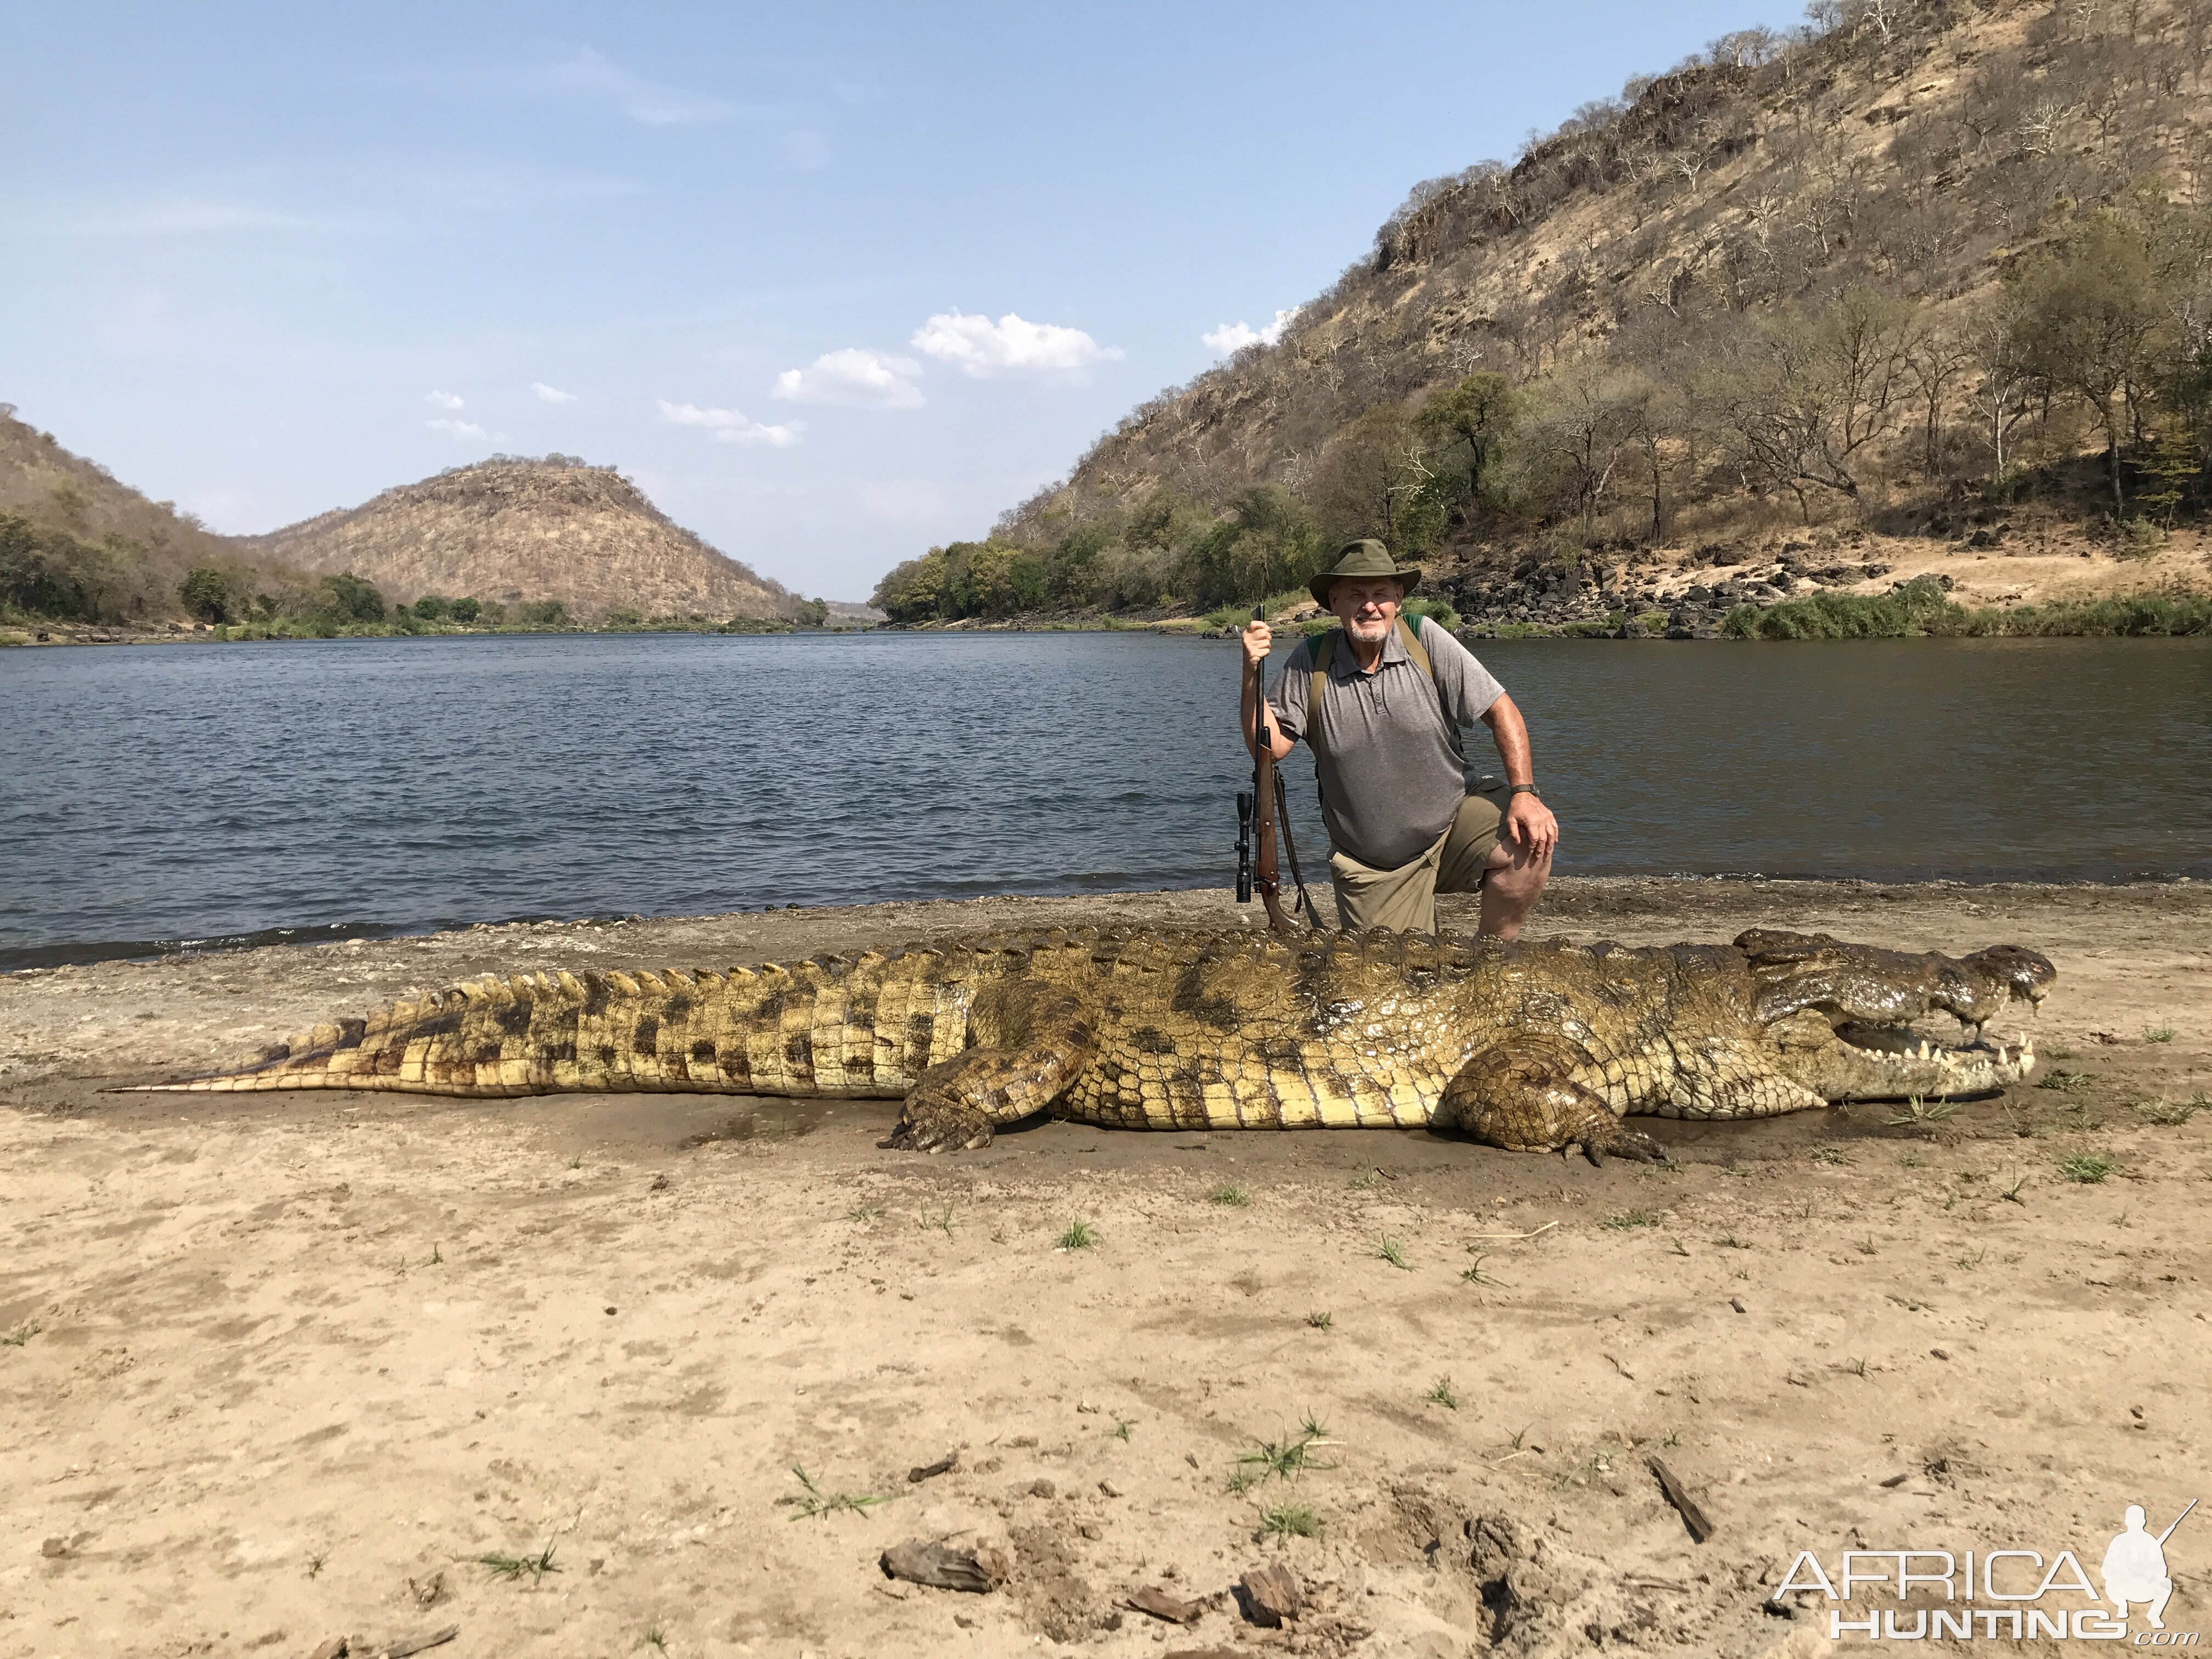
[1240,538,1556,939]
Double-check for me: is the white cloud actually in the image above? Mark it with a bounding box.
[425,417,491,441]
[772,348,924,409]
[1202,307,1301,357]
[529,47,737,127]
[531,381,578,404]
[657,398,802,448]
[910,312,1122,377]
[424,390,466,411]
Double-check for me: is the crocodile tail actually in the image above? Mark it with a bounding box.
[126,973,578,1096]
[123,952,952,1098]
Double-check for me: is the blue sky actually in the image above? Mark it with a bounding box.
[3,1,1803,601]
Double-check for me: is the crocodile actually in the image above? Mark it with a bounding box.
[138,926,2053,1161]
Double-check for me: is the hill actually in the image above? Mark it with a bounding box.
[247,456,800,623]
[0,404,285,625]
[1,419,811,632]
[877,0,2212,630]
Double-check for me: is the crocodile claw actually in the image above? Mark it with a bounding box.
[1581,1120,1669,1167]
[878,1097,996,1153]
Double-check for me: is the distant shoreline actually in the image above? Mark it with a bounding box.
[10,584,2212,648]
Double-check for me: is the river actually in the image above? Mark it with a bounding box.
[2,631,2207,969]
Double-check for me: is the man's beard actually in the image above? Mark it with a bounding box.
[1344,613,1392,640]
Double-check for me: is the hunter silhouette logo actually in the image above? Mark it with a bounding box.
[2103,1501,2193,1631]
[1771,1497,2197,1642]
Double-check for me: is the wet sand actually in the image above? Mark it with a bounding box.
[3,878,2208,1657]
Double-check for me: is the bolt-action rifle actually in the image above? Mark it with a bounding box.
[1238,607,1314,936]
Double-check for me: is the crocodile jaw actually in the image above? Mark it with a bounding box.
[1774,1011,2038,1101]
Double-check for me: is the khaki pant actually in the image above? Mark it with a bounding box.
[1329,785,1505,935]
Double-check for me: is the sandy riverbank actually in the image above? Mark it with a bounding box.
[3,879,2208,1657]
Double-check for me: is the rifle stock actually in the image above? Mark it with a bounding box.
[1246,608,1299,936]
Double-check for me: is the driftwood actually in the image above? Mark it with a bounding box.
[1238,1562,1304,1627]
[879,1539,1008,1593]
[1646,1455,1716,1542]
[906,1452,960,1483]
[1125,1585,1206,1624]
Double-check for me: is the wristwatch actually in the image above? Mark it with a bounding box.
[1509,783,1541,798]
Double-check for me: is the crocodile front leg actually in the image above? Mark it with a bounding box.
[879,979,1094,1152]
[1437,1035,1669,1164]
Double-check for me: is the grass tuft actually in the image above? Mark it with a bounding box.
[1259,1502,1318,1539]
[1459,1251,1502,1286]
[1426,1376,1459,1410]
[2038,1069,2095,1093]
[2145,1024,2177,1043]
[1810,1146,1849,1166]
[1600,1209,1660,1230]
[1305,1310,1333,1330]
[1375,1236,1413,1270]
[643,1629,669,1654]
[2138,1094,2204,1127]
[1056,1220,1099,1250]
[477,1541,561,1583]
[1235,1417,1336,1486]
[2057,1152,2119,1184]
[1209,1183,1251,1207]
[788,1466,888,1520]
[1887,1097,1957,1127]
[846,1203,884,1223]
[1,1319,42,1347]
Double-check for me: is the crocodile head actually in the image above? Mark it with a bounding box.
[1736,929,2056,1101]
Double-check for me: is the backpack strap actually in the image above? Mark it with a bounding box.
[1308,617,1442,713]
[1395,614,1433,679]
[1307,628,1336,715]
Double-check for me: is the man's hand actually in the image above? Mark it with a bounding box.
[1503,791,1559,859]
[1241,617,1272,675]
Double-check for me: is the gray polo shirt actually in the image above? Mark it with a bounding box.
[1267,616,1507,870]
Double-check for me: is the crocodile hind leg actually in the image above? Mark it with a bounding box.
[1438,1036,1669,1164]
[879,981,1094,1152]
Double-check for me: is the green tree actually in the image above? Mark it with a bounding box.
[512,599,568,628]
[794,597,830,627]
[1417,372,1522,511]
[1044,520,1116,605]
[448,596,481,623]
[1309,404,1443,550]
[411,592,450,621]
[2136,419,2201,524]
[178,567,232,623]
[872,546,951,622]
[317,571,386,622]
[2011,216,2169,514]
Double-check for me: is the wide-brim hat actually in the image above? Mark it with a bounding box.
[1308,538,1423,607]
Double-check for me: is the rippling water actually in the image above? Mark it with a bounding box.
[2,631,2207,969]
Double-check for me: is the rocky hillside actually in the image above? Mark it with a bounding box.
[249,456,800,622]
[877,0,2212,627]
[0,404,284,623]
